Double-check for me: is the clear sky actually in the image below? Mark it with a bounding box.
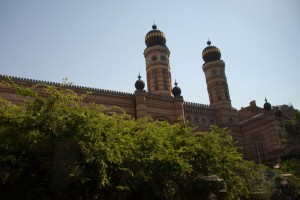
[0,0,299,110]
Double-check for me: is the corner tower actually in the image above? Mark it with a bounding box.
[144,24,172,96]
[202,41,232,108]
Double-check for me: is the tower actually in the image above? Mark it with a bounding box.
[202,41,242,150]
[202,41,232,108]
[144,24,172,96]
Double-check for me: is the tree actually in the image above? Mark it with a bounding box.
[0,81,266,199]
[285,110,300,139]
[273,110,300,199]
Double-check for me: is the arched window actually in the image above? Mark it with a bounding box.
[194,117,199,124]
[154,70,159,89]
[186,116,191,123]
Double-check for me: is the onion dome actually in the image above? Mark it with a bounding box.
[135,73,145,90]
[202,40,221,63]
[172,80,181,97]
[263,98,272,111]
[145,24,166,48]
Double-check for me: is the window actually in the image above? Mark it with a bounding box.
[160,55,166,61]
[154,77,159,89]
[151,55,157,61]
[186,117,191,123]
[154,69,159,89]
[194,117,199,124]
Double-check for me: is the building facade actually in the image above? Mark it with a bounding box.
[0,25,296,165]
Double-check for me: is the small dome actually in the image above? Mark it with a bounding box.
[135,74,145,90]
[172,81,181,97]
[202,40,221,63]
[145,24,166,48]
[264,98,272,111]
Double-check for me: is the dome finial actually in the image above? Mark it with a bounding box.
[207,38,211,46]
[135,73,145,91]
[172,79,181,97]
[152,23,157,30]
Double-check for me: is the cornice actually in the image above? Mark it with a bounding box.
[144,46,170,57]
[202,60,225,71]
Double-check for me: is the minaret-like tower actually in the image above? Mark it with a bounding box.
[202,41,232,108]
[144,24,172,96]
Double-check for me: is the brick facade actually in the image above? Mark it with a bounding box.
[0,25,297,165]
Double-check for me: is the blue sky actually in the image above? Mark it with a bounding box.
[0,0,299,110]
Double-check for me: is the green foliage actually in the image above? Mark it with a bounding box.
[273,159,300,199]
[0,81,266,199]
[277,110,300,199]
[285,110,300,139]
[271,173,300,199]
[280,159,300,178]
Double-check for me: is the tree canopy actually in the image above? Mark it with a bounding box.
[0,81,274,199]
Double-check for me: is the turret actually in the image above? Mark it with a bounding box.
[144,24,172,96]
[202,40,232,108]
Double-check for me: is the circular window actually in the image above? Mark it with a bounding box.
[160,55,166,61]
[151,55,157,61]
